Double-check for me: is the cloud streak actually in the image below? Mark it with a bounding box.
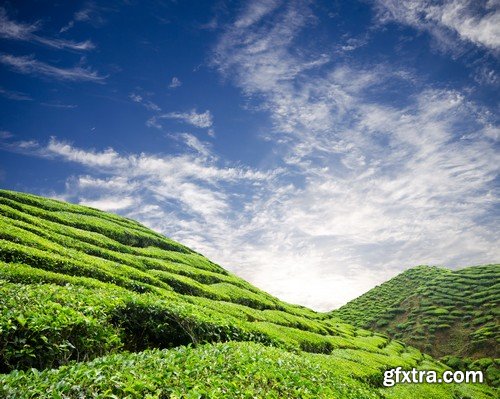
[2,136,275,221]
[0,7,95,51]
[129,91,214,131]
[0,86,32,101]
[162,110,214,128]
[373,0,500,52]
[0,54,105,82]
[129,92,161,111]
[146,109,214,130]
[60,2,106,33]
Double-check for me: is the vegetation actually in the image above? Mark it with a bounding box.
[333,265,500,385]
[0,189,496,397]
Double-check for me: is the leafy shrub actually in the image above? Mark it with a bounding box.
[0,283,121,372]
[375,319,389,327]
[0,342,406,399]
[333,262,500,361]
[0,190,497,398]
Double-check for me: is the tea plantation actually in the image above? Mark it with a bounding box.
[0,189,496,398]
[333,265,499,385]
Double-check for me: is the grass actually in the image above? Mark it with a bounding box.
[0,189,497,398]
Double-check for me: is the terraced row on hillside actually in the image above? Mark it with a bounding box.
[334,266,450,327]
[0,189,496,398]
[333,265,500,384]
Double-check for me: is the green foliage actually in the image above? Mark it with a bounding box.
[441,356,500,387]
[0,189,497,398]
[0,342,494,399]
[0,283,122,372]
[333,264,500,364]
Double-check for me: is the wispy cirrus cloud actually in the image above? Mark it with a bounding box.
[129,92,161,111]
[203,0,499,309]
[373,0,500,52]
[1,1,498,311]
[80,196,136,211]
[179,133,214,159]
[0,86,32,101]
[0,131,13,139]
[233,0,282,28]
[370,1,500,88]
[0,53,105,82]
[0,7,95,51]
[31,36,94,51]
[60,2,106,33]
[0,7,37,38]
[129,91,213,131]
[1,135,276,221]
[40,101,78,109]
[162,110,214,128]
[146,109,214,130]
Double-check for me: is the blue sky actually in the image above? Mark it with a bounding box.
[0,0,499,310]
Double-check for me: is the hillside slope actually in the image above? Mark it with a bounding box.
[333,265,499,383]
[0,189,496,398]
[334,266,450,328]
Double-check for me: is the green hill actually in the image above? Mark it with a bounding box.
[0,189,496,398]
[333,265,499,385]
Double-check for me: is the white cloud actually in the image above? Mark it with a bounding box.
[373,0,500,51]
[3,1,498,311]
[41,101,77,109]
[180,133,213,158]
[0,7,95,51]
[161,110,214,128]
[0,130,13,139]
[75,6,94,22]
[203,0,499,309]
[146,116,162,129]
[473,64,500,86]
[0,8,37,39]
[59,21,74,34]
[130,93,213,131]
[169,77,182,88]
[16,140,39,149]
[7,136,275,223]
[60,2,105,33]
[0,86,32,101]
[74,175,133,191]
[80,196,135,211]
[234,0,282,28]
[0,53,105,82]
[11,77,498,312]
[32,37,94,51]
[44,138,126,167]
[129,93,143,102]
[339,37,368,52]
[129,92,161,111]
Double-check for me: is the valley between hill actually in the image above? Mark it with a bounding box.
[0,189,496,398]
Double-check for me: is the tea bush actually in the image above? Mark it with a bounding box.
[0,190,496,398]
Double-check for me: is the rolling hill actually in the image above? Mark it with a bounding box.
[333,265,499,385]
[0,189,496,398]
